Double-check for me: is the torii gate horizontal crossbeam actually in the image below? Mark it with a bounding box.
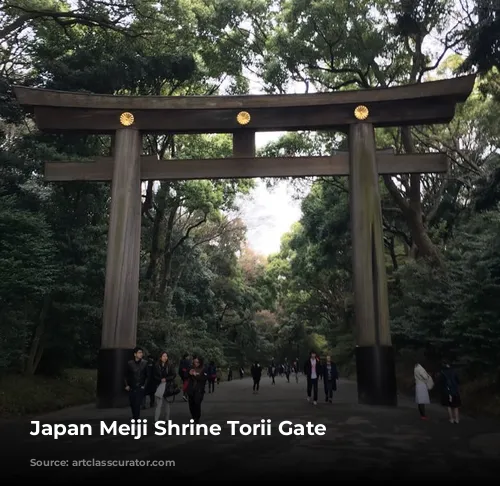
[44,153,448,182]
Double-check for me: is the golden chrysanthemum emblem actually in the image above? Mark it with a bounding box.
[236,111,251,125]
[119,112,135,126]
[354,105,369,120]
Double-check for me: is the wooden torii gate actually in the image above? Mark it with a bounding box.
[14,74,474,408]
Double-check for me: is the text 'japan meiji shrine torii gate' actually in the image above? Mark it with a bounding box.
[14,74,475,408]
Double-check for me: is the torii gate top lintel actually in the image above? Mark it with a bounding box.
[13,74,475,135]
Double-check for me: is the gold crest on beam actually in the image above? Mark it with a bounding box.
[354,105,369,120]
[236,111,251,125]
[120,112,135,126]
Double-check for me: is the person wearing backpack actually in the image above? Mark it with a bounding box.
[414,362,434,420]
[440,361,461,423]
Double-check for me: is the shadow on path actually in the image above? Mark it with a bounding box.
[3,377,500,481]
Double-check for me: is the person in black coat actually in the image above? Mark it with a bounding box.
[268,359,276,385]
[187,356,207,424]
[124,347,149,420]
[303,350,322,405]
[251,361,262,394]
[178,353,191,401]
[153,351,176,421]
[143,355,156,408]
[323,355,339,403]
[439,361,461,423]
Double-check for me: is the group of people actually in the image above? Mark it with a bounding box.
[266,359,299,384]
[248,351,339,404]
[303,350,339,404]
[124,347,215,424]
[126,347,461,426]
[226,366,245,381]
[414,361,462,423]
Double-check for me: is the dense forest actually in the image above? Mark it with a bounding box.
[0,0,499,415]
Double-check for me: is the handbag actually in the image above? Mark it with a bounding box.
[155,382,166,399]
[164,382,180,398]
[426,376,434,390]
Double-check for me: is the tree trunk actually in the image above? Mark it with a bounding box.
[25,295,51,375]
[145,183,169,297]
[158,201,180,297]
[383,127,441,264]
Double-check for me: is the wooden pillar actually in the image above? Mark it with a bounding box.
[348,122,397,406]
[233,131,256,157]
[96,127,142,408]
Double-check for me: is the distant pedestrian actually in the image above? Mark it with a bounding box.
[206,361,217,394]
[251,361,262,394]
[440,361,461,423]
[284,359,290,382]
[187,356,207,424]
[143,355,156,408]
[178,353,191,402]
[414,363,433,420]
[304,350,321,405]
[323,355,338,403]
[269,360,276,385]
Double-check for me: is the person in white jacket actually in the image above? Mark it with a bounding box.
[414,363,433,420]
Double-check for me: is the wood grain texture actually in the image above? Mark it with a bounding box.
[13,75,475,134]
[44,153,448,181]
[31,100,457,133]
[349,123,392,347]
[101,128,142,349]
[14,75,474,110]
[233,130,256,157]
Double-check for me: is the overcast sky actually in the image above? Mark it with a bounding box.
[237,136,303,256]
[235,74,309,256]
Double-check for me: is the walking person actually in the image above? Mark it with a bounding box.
[317,356,322,381]
[284,359,290,383]
[293,360,299,383]
[207,361,217,394]
[187,356,207,424]
[178,353,191,402]
[414,362,433,420]
[323,355,338,403]
[124,347,149,420]
[251,361,262,394]
[269,359,276,385]
[227,367,232,381]
[304,350,321,405]
[143,355,156,409]
[440,361,461,423]
[153,351,176,422]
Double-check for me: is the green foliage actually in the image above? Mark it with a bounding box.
[2,0,500,418]
[0,369,96,416]
[0,0,272,386]
[459,0,500,73]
